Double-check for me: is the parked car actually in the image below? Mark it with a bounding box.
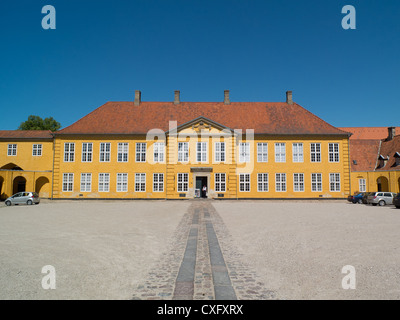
[393,193,400,209]
[362,192,374,204]
[347,192,365,204]
[4,192,40,206]
[367,192,397,206]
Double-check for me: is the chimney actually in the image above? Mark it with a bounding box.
[387,127,396,141]
[286,91,293,105]
[224,90,230,105]
[174,90,180,105]
[134,90,141,106]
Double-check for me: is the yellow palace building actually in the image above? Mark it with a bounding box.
[1,90,354,200]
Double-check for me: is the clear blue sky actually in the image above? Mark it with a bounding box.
[0,0,399,130]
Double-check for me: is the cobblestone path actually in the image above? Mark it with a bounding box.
[132,200,276,300]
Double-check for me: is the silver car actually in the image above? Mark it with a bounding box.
[367,192,396,206]
[5,192,40,206]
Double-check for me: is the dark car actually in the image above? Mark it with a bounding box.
[394,193,400,209]
[347,192,365,204]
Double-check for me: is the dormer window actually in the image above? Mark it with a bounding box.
[377,154,389,168]
[394,152,400,166]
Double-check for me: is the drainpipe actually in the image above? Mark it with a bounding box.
[51,133,55,200]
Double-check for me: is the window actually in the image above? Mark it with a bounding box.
[329,143,340,162]
[310,143,321,162]
[197,142,208,162]
[293,173,304,192]
[239,143,250,163]
[359,178,366,192]
[135,173,146,192]
[311,173,322,192]
[62,173,74,192]
[178,142,189,163]
[32,144,42,156]
[215,173,226,192]
[153,143,165,163]
[99,143,111,162]
[117,173,128,192]
[275,173,286,192]
[275,143,286,163]
[215,142,225,162]
[117,143,129,162]
[64,143,75,162]
[7,144,17,156]
[257,173,269,192]
[257,143,268,162]
[136,143,146,162]
[239,173,250,192]
[177,173,188,192]
[330,173,341,192]
[292,143,303,162]
[82,143,93,162]
[153,173,164,192]
[99,173,110,192]
[80,173,92,192]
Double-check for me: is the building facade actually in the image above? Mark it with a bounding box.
[1,91,353,200]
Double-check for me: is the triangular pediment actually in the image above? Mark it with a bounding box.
[166,116,234,135]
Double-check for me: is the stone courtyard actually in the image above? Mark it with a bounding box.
[0,200,399,300]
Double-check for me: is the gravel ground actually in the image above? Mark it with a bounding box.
[1,199,399,300]
[0,200,188,300]
[213,201,400,300]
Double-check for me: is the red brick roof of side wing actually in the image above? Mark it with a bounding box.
[57,101,351,136]
[349,139,381,172]
[0,130,53,139]
[376,135,400,171]
[339,127,400,140]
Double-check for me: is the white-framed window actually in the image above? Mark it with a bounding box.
[64,143,75,162]
[196,142,208,163]
[359,178,366,192]
[178,142,189,163]
[136,143,146,162]
[117,143,129,162]
[116,173,128,192]
[153,142,165,163]
[292,143,303,162]
[293,173,304,192]
[330,173,341,192]
[239,173,250,192]
[7,144,17,156]
[135,173,146,192]
[80,173,92,192]
[99,143,111,162]
[257,143,268,162]
[62,173,74,192]
[275,173,286,192]
[82,143,93,162]
[275,143,286,163]
[215,142,226,162]
[329,143,340,162]
[257,173,269,192]
[98,173,110,192]
[310,143,321,162]
[177,173,188,192]
[311,173,322,192]
[215,173,226,192]
[239,142,250,163]
[32,144,42,156]
[153,173,164,192]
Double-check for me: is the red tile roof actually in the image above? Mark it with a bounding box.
[57,101,350,135]
[0,130,53,139]
[339,127,400,140]
[376,135,400,171]
[349,139,381,172]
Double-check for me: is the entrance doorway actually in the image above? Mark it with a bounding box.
[195,176,208,198]
[13,176,26,194]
